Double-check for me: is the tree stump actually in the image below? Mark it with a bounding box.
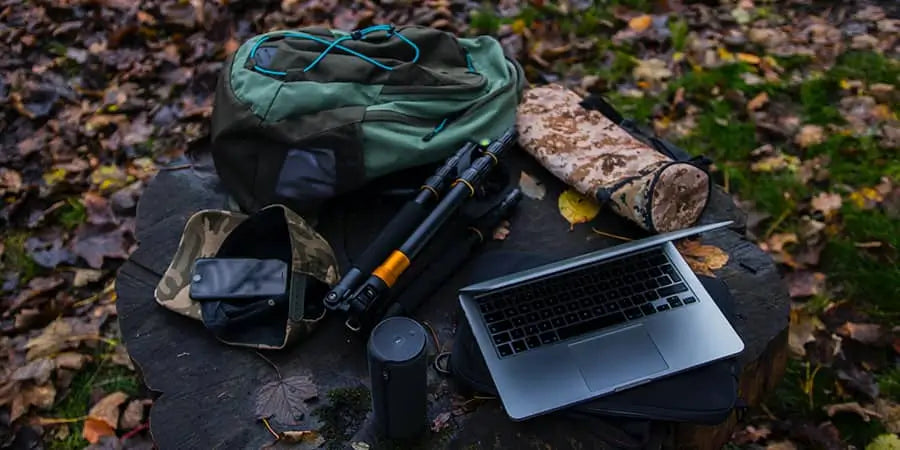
[116,146,789,450]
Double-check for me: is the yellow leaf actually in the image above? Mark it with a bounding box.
[628,15,652,32]
[557,189,600,230]
[673,51,685,62]
[511,19,526,35]
[42,167,68,187]
[737,53,761,64]
[866,434,900,450]
[840,79,851,90]
[82,417,115,444]
[674,239,729,277]
[717,47,735,62]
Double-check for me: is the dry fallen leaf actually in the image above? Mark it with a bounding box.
[492,220,511,241]
[766,440,798,450]
[795,124,825,148]
[750,154,800,173]
[811,192,842,217]
[873,399,900,433]
[824,402,882,422]
[120,399,150,430]
[55,352,88,370]
[518,172,546,200]
[558,189,600,230]
[674,239,729,277]
[789,305,825,357]
[89,391,128,430]
[836,322,885,345]
[255,375,318,426]
[785,271,827,298]
[731,424,772,445]
[280,430,324,445]
[431,411,452,432]
[747,91,769,111]
[11,358,55,385]
[11,384,57,422]
[868,434,900,450]
[72,268,104,288]
[25,318,73,360]
[628,15,652,32]
[83,417,115,444]
[633,58,672,82]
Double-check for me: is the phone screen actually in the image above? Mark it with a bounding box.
[189,258,288,300]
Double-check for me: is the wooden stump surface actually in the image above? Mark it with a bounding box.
[116,147,790,450]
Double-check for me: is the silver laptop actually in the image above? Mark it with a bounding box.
[458,220,744,421]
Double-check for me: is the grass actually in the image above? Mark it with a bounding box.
[1,231,39,282]
[311,386,371,450]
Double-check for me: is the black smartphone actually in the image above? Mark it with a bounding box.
[189,258,289,300]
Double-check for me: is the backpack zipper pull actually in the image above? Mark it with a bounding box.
[422,118,449,142]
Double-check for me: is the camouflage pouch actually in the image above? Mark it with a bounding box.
[516,83,711,233]
[154,204,340,349]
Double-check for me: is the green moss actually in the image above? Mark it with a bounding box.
[605,92,659,123]
[55,197,87,230]
[799,76,843,125]
[679,99,758,161]
[668,18,689,52]
[1,231,39,281]
[878,367,900,402]
[806,135,900,186]
[829,51,900,86]
[768,359,840,418]
[46,361,141,450]
[468,5,501,34]
[833,410,888,450]
[311,386,371,449]
[670,63,752,102]
[774,54,815,72]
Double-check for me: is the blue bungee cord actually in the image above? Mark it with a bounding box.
[249,24,421,76]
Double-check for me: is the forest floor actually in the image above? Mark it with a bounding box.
[0,0,898,448]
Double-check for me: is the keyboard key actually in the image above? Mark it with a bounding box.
[559,292,572,301]
[540,308,553,319]
[617,286,632,297]
[513,316,526,326]
[648,267,662,277]
[557,312,627,340]
[592,306,605,316]
[656,275,672,286]
[624,307,643,320]
[493,332,510,344]
[538,321,552,331]
[667,296,683,307]
[579,310,593,320]
[606,303,620,312]
[661,265,681,282]
[495,299,508,308]
[498,343,513,357]
[684,296,697,304]
[512,340,528,353]
[479,303,495,313]
[644,291,658,302]
[511,328,525,340]
[641,304,657,315]
[580,298,593,307]
[525,324,539,335]
[526,336,541,349]
[553,305,566,315]
[551,317,566,328]
[489,320,512,333]
[533,299,545,309]
[617,298,633,308]
[518,304,531,314]
[483,311,504,323]
[657,283,688,297]
[567,302,580,312]
[540,331,559,344]
[656,304,670,312]
[644,279,659,290]
[603,291,618,301]
[505,307,518,317]
[547,296,559,306]
[624,274,636,284]
[565,313,579,324]
[630,295,646,305]
[526,312,540,322]
[610,278,623,288]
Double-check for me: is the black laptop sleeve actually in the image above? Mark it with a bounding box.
[448,250,745,426]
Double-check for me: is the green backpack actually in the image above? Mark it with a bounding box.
[210,24,525,214]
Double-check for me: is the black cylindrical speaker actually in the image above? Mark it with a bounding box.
[367,316,428,440]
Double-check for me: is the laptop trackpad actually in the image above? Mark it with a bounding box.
[568,325,669,392]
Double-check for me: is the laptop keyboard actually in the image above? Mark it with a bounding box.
[475,247,698,359]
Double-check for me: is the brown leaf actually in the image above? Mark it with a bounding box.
[73,268,105,288]
[83,418,115,444]
[789,305,825,357]
[795,125,825,148]
[431,411,452,432]
[731,424,771,445]
[811,192,842,217]
[824,401,882,422]
[836,322,885,345]
[763,233,798,253]
[83,192,118,226]
[492,220,511,241]
[119,399,149,430]
[0,168,23,195]
[766,441,798,450]
[255,375,318,426]
[89,391,128,430]
[25,317,98,360]
[6,276,65,314]
[55,352,89,370]
[628,15,652,32]
[11,384,57,422]
[785,271,826,298]
[633,58,672,82]
[674,240,729,277]
[71,225,130,269]
[280,430,323,445]
[747,91,769,111]
[11,358,55,385]
[518,172,546,200]
[873,399,900,433]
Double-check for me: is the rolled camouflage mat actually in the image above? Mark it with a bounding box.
[516,83,710,233]
[154,204,340,350]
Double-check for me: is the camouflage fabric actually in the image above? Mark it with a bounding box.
[516,83,710,233]
[154,204,340,349]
